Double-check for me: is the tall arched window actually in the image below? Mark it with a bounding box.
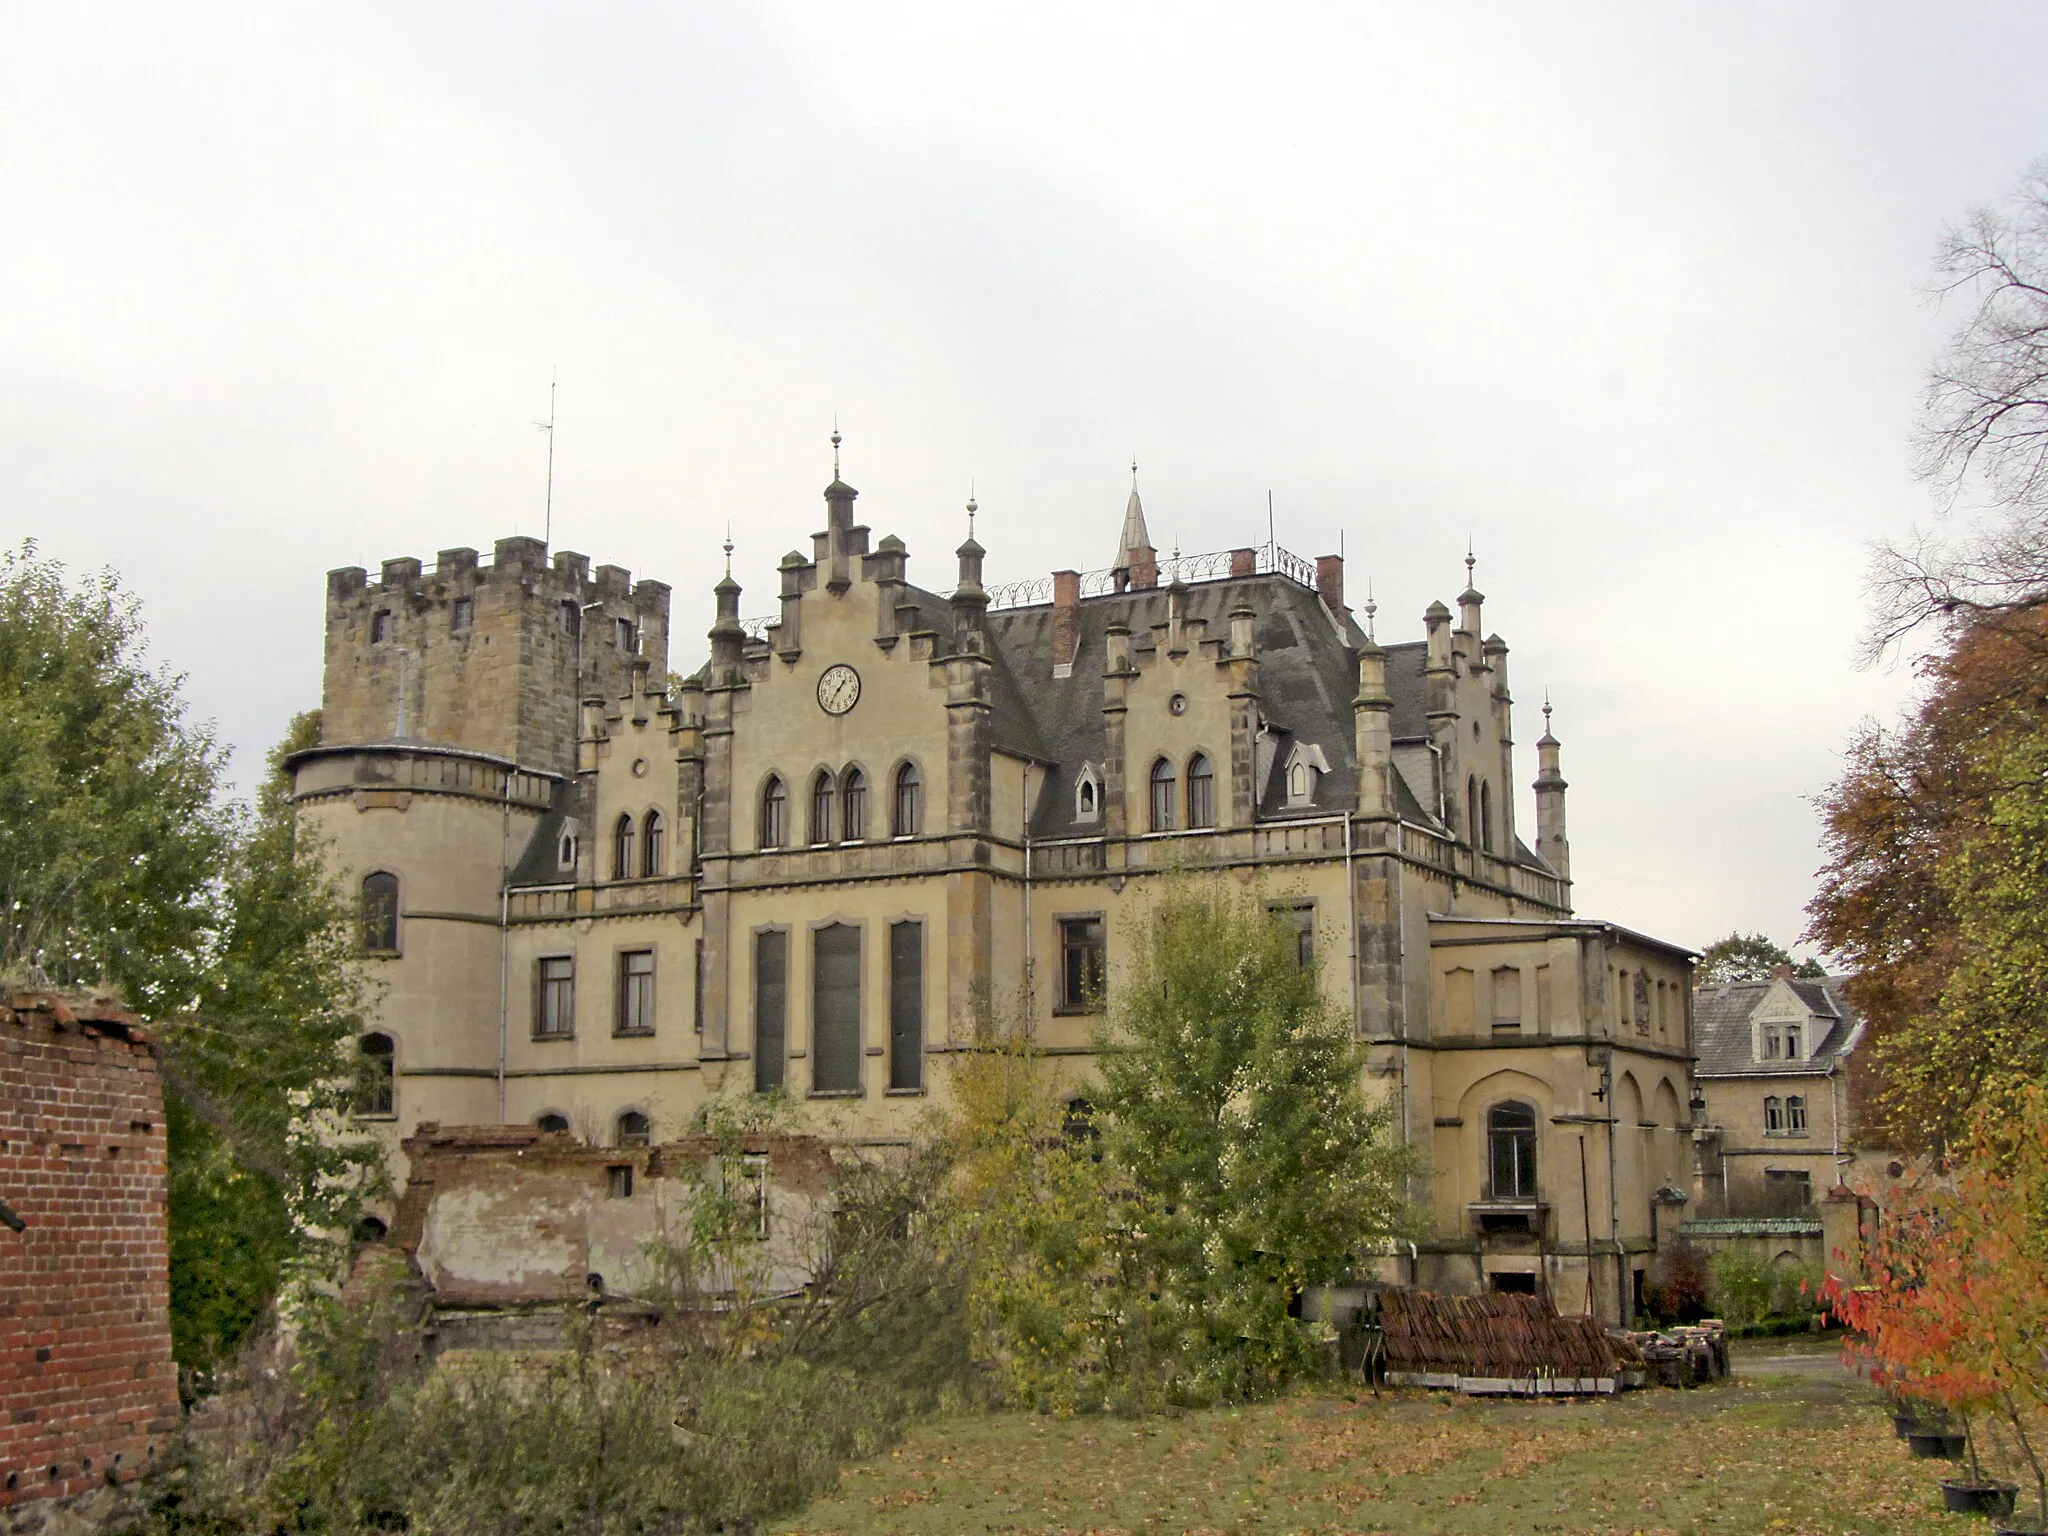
[810,769,836,845]
[612,814,635,880]
[1786,1095,1807,1133]
[841,766,867,842]
[1480,781,1494,853]
[615,1109,651,1148]
[1186,753,1215,829]
[355,1033,395,1117]
[759,776,788,849]
[641,811,665,877]
[1487,1100,1537,1200]
[1466,776,1480,847]
[1149,757,1177,832]
[893,761,922,838]
[535,1111,570,1134]
[361,872,400,954]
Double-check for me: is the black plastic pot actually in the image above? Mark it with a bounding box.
[1907,1431,1968,1459]
[1941,1481,2018,1518]
[1893,1413,1917,1438]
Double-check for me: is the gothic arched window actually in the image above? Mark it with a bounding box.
[1186,753,1215,829]
[642,811,665,877]
[893,761,922,838]
[536,1111,570,1134]
[810,770,836,845]
[759,776,788,850]
[1149,757,1177,832]
[355,1033,395,1117]
[1480,781,1494,853]
[841,766,867,842]
[613,814,635,881]
[1488,1100,1537,1200]
[1466,776,1480,847]
[361,872,400,954]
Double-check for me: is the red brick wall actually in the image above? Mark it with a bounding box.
[0,996,179,1513]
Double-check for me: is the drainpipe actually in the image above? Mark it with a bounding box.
[1605,1059,1623,1324]
[1022,762,1034,1035]
[1829,1058,1844,1186]
[496,768,513,1123]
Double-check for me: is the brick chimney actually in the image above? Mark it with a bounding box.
[1315,553,1344,617]
[1052,569,1081,674]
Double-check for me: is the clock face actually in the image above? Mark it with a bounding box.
[816,663,861,716]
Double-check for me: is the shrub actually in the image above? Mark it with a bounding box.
[1707,1250,1773,1328]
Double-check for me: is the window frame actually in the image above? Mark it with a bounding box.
[1186,751,1215,829]
[753,926,788,1094]
[1763,1094,1784,1133]
[1269,902,1314,971]
[615,948,656,1037]
[841,765,867,842]
[887,918,925,1093]
[1056,913,1107,1015]
[535,954,577,1039]
[535,1111,571,1134]
[1486,1100,1539,1202]
[451,596,474,633]
[810,920,864,1096]
[760,775,788,850]
[1786,1094,1808,1135]
[612,813,635,881]
[892,760,923,839]
[615,1109,652,1148]
[354,1032,396,1119]
[1148,757,1177,832]
[810,768,836,846]
[641,810,665,877]
[360,870,401,956]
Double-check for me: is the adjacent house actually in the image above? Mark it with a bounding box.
[1691,966,1864,1217]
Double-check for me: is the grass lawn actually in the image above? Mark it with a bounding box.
[776,1339,1979,1536]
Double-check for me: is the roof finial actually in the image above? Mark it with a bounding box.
[723,522,734,578]
[831,417,842,479]
[1131,458,1139,490]
[966,483,977,539]
[1465,539,1476,587]
[1364,579,1377,641]
[1543,692,1554,731]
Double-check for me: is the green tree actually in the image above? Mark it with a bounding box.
[1093,884,1412,1403]
[1695,932,1823,988]
[0,543,378,1378]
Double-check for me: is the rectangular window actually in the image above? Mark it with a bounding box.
[606,1165,634,1199]
[558,600,578,635]
[1785,1024,1802,1060]
[754,931,787,1093]
[616,949,655,1036]
[1763,1095,1784,1133]
[371,609,393,643]
[452,596,474,632]
[1058,916,1106,1012]
[615,617,636,652]
[812,924,862,1093]
[1271,904,1314,970]
[536,956,575,1038]
[1786,1095,1808,1134]
[694,938,705,1035]
[889,920,923,1091]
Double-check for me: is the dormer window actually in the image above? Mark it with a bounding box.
[1282,742,1329,809]
[1075,764,1102,824]
[557,830,578,872]
[1784,1023,1802,1060]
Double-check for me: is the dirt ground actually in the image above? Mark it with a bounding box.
[775,1338,1985,1536]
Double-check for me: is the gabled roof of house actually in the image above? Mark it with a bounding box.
[1692,976,1862,1078]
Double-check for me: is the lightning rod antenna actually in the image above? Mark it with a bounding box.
[537,373,558,548]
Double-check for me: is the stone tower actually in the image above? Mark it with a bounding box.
[320,537,672,775]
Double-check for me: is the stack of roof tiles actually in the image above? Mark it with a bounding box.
[1379,1289,1642,1380]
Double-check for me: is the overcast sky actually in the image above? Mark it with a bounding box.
[3,2,2041,956]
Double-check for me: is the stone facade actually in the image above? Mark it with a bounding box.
[292,468,1696,1324]
[0,995,179,1532]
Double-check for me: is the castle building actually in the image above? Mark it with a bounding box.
[290,461,1696,1323]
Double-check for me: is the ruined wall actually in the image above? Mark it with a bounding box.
[392,1126,837,1308]
[0,995,179,1530]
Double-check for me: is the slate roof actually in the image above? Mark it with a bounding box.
[1692,976,1862,1078]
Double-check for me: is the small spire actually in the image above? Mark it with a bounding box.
[1131,458,1139,490]
[1464,541,1476,587]
[966,485,977,540]
[1364,579,1377,641]
[831,418,842,479]
[723,523,733,578]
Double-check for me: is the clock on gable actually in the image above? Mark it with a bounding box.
[816,663,861,716]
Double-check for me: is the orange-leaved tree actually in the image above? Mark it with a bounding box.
[1828,1086,2048,1519]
